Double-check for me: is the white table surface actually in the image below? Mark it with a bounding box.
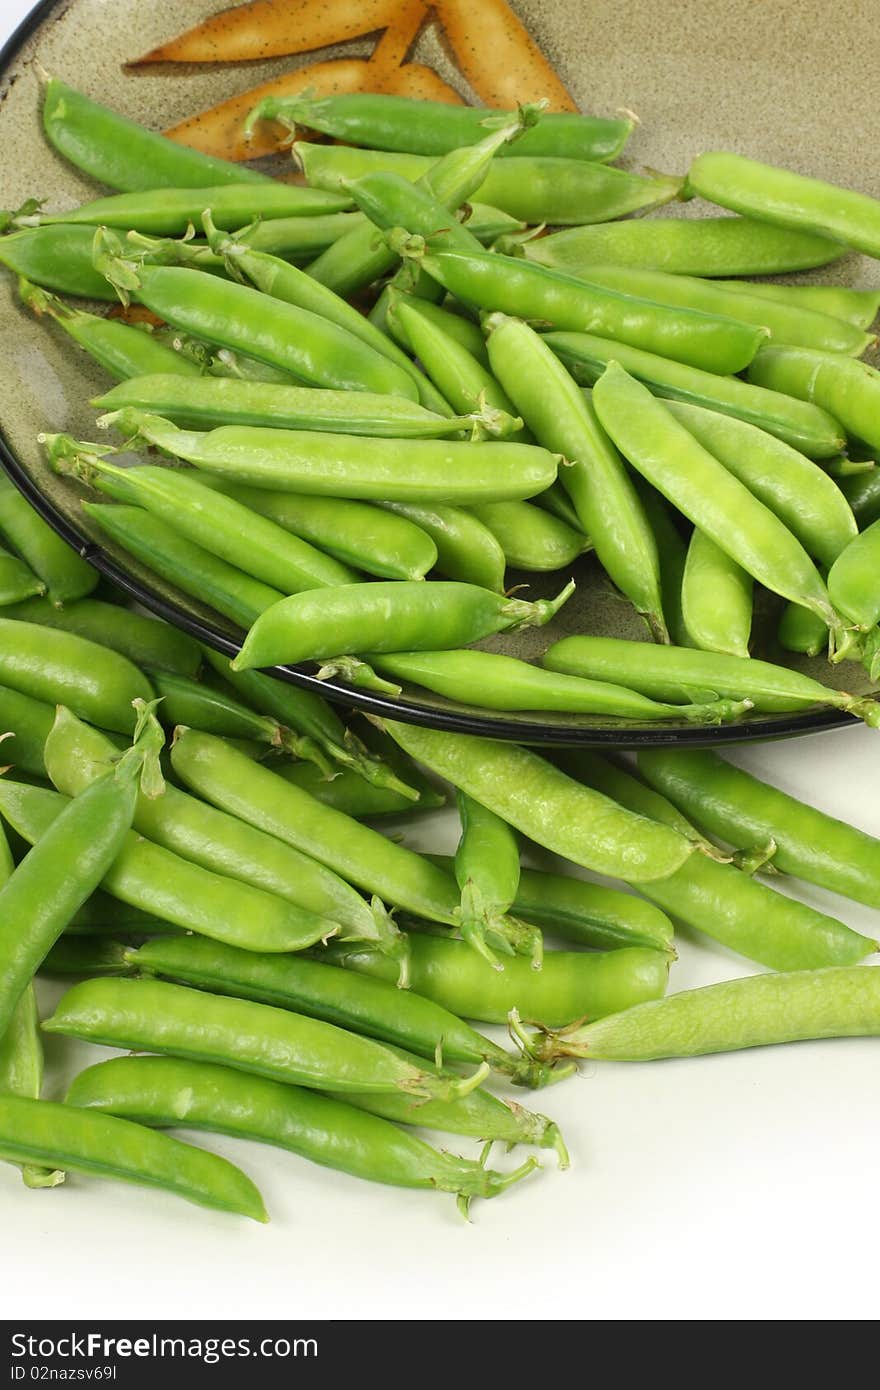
[2,0,880,1324]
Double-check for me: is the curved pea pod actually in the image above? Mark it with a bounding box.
[93,374,478,440]
[457,159,683,227]
[383,290,491,366]
[169,729,530,967]
[383,720,696,883]
[82,503,281,630]
[405,247,768,375]
[841,469,880,529]
[681,529,753,659]
[327,935,669,1030]
[371,649,748,724]
[485,314,665,637]
[0,1094,267,1219]
[543,634,880,727]
[748,344,880,454]
[720,280,880,332]
[0,544,43,606]
[454,792,528,967]
[44,976,483,1103]
[469,502,589,571]
[0,683,53,776]
[664,400,858,568]
[28,183,351,234]
[50,445,356,594]
[274,760,442,819]
[101,409,560,504]
[826,519,880,632]
[0,618,152,734]
[42,76,269,191]
[3,596,201,678]
[686,150,880,259]
[0,709,161,1036]
[0,778,337,956]
[223,210,365,262]
[592,364,844,638]
[386,294,522,436]
[637,747,880,913]
[378,501,506,590]
[547,262,873,355]
[20,280,202,382]
[635,481,690,648]
[125,934,548,1089]
[545,330,846,459]
[0,474,97,606]
[191,478,438,581]
[93,244,418,401]
[0,225,119,299]
[561,749,878,971]
[149,671,327,768]
[533,967,880,1062]
[522,216,846,277]
[66,1057,539,1210]
[234,579,574,672]
[255,92,628,162]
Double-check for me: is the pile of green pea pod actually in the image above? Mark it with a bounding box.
[4,79,880,1222]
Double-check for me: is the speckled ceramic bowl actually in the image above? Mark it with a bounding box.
[1,0,878,745]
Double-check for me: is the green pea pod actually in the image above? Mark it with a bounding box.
[192,479,439,581]
[149,671,327,769]
[485,314,665,638]
[664,400,858,568]
[93,374,480,440]
[387,294,521,437]
[718,280,880,332]
[0,618,153,733]
[93,242,418,401]
[681,528,753,659]
[470,502,589,571]
[0,544,44,606]
[0,225,119,299]
[327,934,669,1029]
[19,278,203,381]
[273,760,442,819]
[522,216,845,277]
[686,150,880,259]
[0,684,53,776]
[50,444,356,594]
[543,634,880,727]
[383,290,491,366]
[371,649,748,724]
[66,1056,538,1211]
[233,579,574,672]
[0,474,97,606]
[513,867,674,955]
[534,967,880,1062]
[382,720,696,883]
[0,1094,267,1219]
[43,76,269,191]
[125,934,547,1089]
[748,344,880,454]
[83,503,282,629]
[545,331,845,458]
[841,469,880,528]
[40,938,129,976]
[544,262,873,355]
[592,364,843,637]
[3,596,201,678]
[638,747,880,913]
[634,481,690,648]
[378,501,506,591]
[169,729,531,965]
[45,976,484,1103]
[778,601,829,657]
[559,750,877,971]
[454,792,527,967]
[99,408,559,504]
[404,246,767,375]
[0,776,338,956]
[27,183,351,233]
[827,519,880,633]
[0,704,162,1035]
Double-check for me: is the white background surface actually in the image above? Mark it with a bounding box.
[2,0,880,1324]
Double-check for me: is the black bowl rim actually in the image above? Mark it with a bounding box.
[0,0,857,748]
